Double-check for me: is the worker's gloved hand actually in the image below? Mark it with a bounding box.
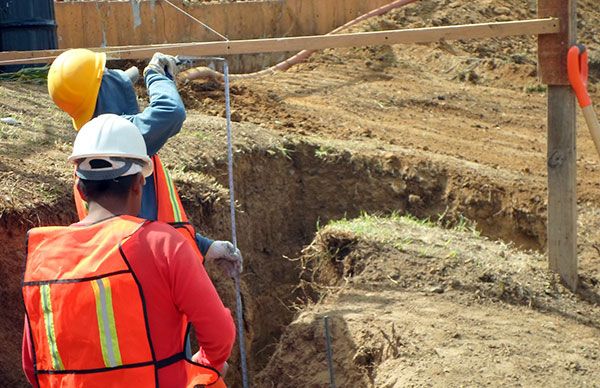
[205,241,243,278]
[143,52,179,79]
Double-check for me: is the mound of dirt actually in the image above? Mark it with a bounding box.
[257,215,600,386]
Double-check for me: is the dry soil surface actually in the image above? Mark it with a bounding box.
[257,215,600,387]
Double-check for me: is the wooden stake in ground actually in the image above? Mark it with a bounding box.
[539,0,578,291]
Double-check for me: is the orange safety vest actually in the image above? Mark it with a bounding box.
[73,154,203,260]
[22,215,225,388]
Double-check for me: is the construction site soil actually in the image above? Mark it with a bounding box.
[1,0,600,386]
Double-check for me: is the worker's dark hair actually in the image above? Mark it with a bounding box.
[77,175,137,202]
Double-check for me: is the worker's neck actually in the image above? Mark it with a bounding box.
[82,198,137,224]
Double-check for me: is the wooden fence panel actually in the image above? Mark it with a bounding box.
[54,0,392,47]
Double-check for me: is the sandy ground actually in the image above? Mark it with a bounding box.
[257,215,600,387]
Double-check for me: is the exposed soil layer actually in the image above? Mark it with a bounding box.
[256,216,600,386]
[0,106,573,386]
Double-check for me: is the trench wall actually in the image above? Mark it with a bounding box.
[0,139,548,386]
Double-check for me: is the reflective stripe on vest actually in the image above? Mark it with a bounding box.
[163,167,183,223]
[40,284,64,371]
[152,155,188,224]
[151,155,203,261]
[23,216,221,387]
[91,278,123,368]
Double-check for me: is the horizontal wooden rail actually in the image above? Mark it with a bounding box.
[0,18,559,65]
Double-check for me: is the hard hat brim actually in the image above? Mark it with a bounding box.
[68,153,153,178]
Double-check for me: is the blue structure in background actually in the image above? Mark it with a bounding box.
[0,0,58,72]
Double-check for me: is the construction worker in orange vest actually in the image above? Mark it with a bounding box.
[47,48,242,278]
[22,114,235,387]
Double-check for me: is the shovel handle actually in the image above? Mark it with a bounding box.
[567,45,600,158]
[567,45,592,108]
[583,105,600,156]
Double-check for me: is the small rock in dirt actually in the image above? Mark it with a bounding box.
[431,17,449,27]
[511,53,529,65]
[267,91,281,102]
[353,346,378,367]
[493,6,511,16]
[408,194,422,207]
[1,117,19,126]
[223,109,242,122]
[450,279,462,289]
[479,273,496,283]
[467,70,480,83]
[430,285,445,294]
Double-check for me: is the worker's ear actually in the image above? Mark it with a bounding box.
[75,178,88,202]
[131,173,145,195]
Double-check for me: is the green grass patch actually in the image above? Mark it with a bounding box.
[326,211,480,245]
[0,66,49,85]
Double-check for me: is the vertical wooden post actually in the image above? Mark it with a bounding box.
[538,0,578,290]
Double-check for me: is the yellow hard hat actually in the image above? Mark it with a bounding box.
[48,49,107,130]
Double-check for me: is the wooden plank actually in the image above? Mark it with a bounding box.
[538,0,577,85]
[0,18,560,65]
[543,0,578,291]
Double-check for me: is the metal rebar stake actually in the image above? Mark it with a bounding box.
[324,316,336,388]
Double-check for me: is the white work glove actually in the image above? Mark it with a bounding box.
[205,241,243,278]
[143,52,179,79]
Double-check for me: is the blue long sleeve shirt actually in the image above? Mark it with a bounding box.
[94,68,213,254]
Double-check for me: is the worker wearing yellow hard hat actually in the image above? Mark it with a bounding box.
[47,48,243,281]
[47,48,107,130]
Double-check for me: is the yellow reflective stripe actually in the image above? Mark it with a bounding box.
[163,167,183,223]
[91,278,123,368]
[40,284,64,370]
[103,278,122,366]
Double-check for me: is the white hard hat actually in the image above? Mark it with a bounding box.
[68,114,153,180]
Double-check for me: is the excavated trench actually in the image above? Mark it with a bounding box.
[181,140,548,385]
[0,140,547,386]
